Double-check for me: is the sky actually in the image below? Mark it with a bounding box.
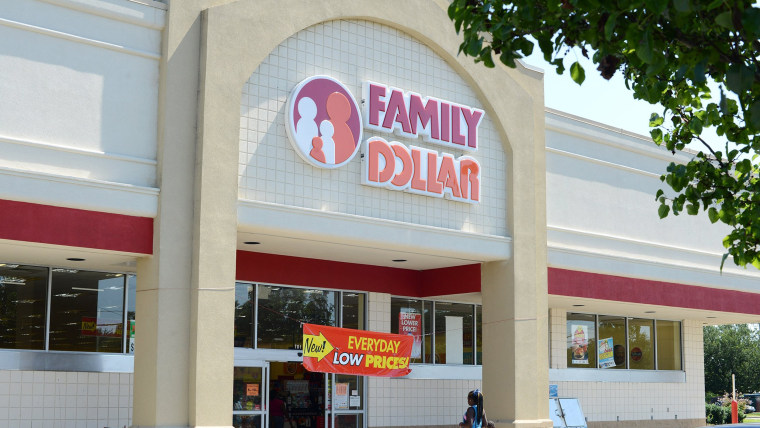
[521,52,657,137]
[519,50,723,150]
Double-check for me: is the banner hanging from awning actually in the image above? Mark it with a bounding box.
[302,323,413,377]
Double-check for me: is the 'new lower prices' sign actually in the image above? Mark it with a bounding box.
[302,323,413,377]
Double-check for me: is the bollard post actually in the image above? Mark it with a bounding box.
[731,400,738,424]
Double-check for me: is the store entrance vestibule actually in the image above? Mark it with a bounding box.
[233,360,365,428]
[233,283,367,428]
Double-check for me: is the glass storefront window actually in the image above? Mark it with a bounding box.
[598,315,626,369]
[0,264,48,350]
[566,313,682,371]
[476,305,482,365]
[628,318,654,370]
[48,269,125,353]
[567,313,596,368]
[391,297,480,365]
[127,275,136,354]
[434,302,473,365]
[341,293,364,331]
[235,283,255,348]
[423,301,432,364]
[233,366,264,411]
[656,320,682,370]
[335,414,363,428]
[257,286,337,349]
[390,297,427,363]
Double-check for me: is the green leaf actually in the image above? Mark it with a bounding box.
[482,51,495,68]
[649,113,664,127]
[737,158,752,175]
[466,37,484,57]
[658,203,670,219]
[708,207,719,223]
[655,189,664,200]
[604,14,617,40]
[692,61,707,84]
[673,0,691,12]
[689,117,703,135]
[742,8,760,36]
[636,31,654,63]
[570,61,586,85]
[715,11,733,29]
[447,2,457,20]
[645,0,667,15]
[752,257,760,270]
[748,101,760,130]
[720,253,730,271]
[726,64,755,93]
[686,203,699,215]
[651,128,664,144]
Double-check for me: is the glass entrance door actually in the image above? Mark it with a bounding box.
[328,374,365,428]
[269,361,326,428]
[233,361,269,428]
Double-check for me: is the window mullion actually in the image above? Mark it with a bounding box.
[44,267,52,351]
[121,275,128,354]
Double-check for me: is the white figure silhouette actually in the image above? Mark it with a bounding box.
[319,120,335,164]
[295,97,319,154]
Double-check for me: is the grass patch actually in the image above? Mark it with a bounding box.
[744,412,760,423]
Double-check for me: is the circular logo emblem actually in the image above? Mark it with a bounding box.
[630,347,643,362]
[286,76,363,169]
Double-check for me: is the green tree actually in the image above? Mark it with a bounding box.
[703,324,760,394]
[448,0,760,269]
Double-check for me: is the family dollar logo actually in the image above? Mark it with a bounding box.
[303,331,335,362]
[286,76,363,169]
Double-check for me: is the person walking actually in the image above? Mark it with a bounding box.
[459,389,489,428]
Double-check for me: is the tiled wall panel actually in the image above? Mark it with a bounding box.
[240,20,508,237]
[0,371,132,428]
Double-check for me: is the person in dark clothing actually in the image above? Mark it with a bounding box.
[270,390,287,428]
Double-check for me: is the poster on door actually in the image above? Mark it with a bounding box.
[334,383,349,409]
[399,311,422,358]
[598,337,615,369]
[302,323,413,377]
[571,324,589,364]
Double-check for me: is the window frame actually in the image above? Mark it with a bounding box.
[565,311,684,371]
[0,263,135,373]
[235,281,368,351]
[391,295,482,367]
[0,262,134,355]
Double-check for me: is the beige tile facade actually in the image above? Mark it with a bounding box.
[0,370,132,428]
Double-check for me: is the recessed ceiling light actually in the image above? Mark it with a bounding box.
[645,311,656,313]
[66,258,85,262]
[392,259,407,263]
[572,304,584,307]
[244,241,261,245]
[706,316,717,319]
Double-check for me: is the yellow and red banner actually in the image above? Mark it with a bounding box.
[302,323,413,377]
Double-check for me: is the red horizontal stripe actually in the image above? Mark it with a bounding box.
[236,251,480,297]
[548,267,760,315]
[0,199,153,254]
